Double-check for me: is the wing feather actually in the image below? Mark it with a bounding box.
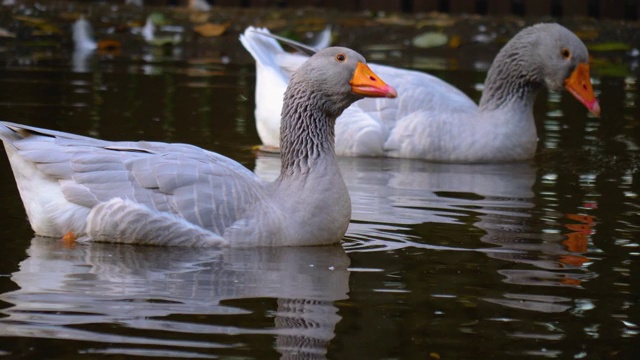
[0,122,266,238]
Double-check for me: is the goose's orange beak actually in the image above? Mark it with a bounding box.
[565,62,600,117]
[350,62,397,98]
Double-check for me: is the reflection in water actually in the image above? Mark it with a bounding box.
[255,154,535,235]
[0,238,350,358]
[71,49,95,73]
[255,155,597,313]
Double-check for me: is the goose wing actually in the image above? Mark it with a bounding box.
[0,122,264,244]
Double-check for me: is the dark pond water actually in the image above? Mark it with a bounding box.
[0,4,639,359]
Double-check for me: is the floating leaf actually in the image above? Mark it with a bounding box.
[412,32,448,48]
[148,12,167,26]
[193,22,230,37]
[0,28,16,38]
[14,15,47,24]
[33,23,63,35]
[127,20,144,28]
[588,42,631,52]
[448,34,461,48]
[375,16,415,26]
[98,39,122,52]
[14,15,62,35]
[147,35,182,46]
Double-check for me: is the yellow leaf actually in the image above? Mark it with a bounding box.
[448,34,461,48]
[36,23,63,35]
[14,15,62,34]
[193,22,230,37]
[14,15,47,24]
[98,39,122,52]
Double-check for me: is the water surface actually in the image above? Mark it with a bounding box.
[0,6,639,359]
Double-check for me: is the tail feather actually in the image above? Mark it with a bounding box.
[239,27,323,148]
[239,26,287,74]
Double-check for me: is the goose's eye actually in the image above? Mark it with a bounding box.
[336,54,347,62]
[561,48,571,60]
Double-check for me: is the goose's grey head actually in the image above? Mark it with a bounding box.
[290,47,397,117]
[526,23,600,116]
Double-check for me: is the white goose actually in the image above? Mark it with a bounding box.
[240,23,600,163]
[0,47,396,247]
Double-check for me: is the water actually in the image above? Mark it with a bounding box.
[0,6,639,359]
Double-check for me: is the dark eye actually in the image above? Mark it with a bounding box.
[336,54,346,62]
[561,48,571,59]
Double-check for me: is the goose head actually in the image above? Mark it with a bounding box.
[288,47,397,118]
[279,47,396,176]
[525,24,600,116]
[533,24,600,116]
[481,23,600,117]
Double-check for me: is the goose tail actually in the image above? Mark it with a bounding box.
[239,26,288,73]
[311,24,332,50]
[240,27,298,148]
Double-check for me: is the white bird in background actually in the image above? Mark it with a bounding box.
[240,23,600,163]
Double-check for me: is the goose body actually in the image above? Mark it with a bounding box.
[241,23,600,163]
[0,47,396,247]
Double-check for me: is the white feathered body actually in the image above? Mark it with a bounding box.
[0,122,348,247]
[241,27,538,162]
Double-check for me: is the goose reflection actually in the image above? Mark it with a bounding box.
[254,154,536,248]
[71,16,97,73]
[255,154,595,313]
[0,238,349,358]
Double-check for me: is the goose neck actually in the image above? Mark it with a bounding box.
[478,45,542,113]
[278,87,336,178]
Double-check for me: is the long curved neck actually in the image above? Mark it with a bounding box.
[278,86,336,178]
[478,39,543,113]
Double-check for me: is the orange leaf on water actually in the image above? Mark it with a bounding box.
[193,22,231,37]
